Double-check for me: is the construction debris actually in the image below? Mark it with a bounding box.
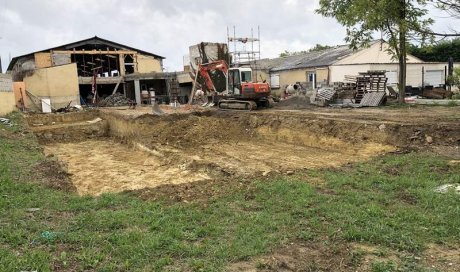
[334,82,357,99]
[422,88,453,99]
[317,70,388,108]
[316,88,337,101]
[275,96,311,109]
[99,93,132,107]
[311,88,337,107]
[0,118,13,127]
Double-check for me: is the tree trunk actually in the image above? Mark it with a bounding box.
[398,0,407,103]
[398,31,407,103]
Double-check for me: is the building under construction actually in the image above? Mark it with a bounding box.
[7,36,192,111]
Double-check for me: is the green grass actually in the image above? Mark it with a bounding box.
[0,112,459,271]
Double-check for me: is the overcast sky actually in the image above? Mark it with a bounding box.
[0,0,457,71]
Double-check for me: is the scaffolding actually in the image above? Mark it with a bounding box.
[227,26,261,80]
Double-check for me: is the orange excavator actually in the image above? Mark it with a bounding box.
[195,60,272,110]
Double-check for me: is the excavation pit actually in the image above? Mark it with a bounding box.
[29,109,449,196]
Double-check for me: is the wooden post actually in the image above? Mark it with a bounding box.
[188,70,199,105]
[119,54,125,76]
[133,54,138,73]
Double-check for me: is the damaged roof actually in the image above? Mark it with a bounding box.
[269,45,354,72]
[7,36,165,71]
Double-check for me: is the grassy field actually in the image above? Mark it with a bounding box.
[0,113,459,271]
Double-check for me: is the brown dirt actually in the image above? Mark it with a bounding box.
[228,241,460,272]
[24,110,99,126]
[274,96,312,109]
[26,106,460,197]
[43,139,211,196]
[422,244,460,272]
[227,241,401,272]
[31,159,76,192]
[228,241,356,272]
[40,110,394,196]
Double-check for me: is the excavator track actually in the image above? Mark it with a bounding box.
[218,100,257,111]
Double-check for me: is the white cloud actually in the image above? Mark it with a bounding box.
[0,0,457,72]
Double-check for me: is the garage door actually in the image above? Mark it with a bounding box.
[270,74,280,88]
[385,71,398,85]
[425,70,444,86]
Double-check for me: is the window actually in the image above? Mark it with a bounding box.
[308,72,316,82]
[270,74,280,88]
[241,71,252,82]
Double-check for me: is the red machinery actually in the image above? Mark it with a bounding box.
[196,60,271,110]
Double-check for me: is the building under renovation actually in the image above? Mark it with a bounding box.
[7,36,192,111]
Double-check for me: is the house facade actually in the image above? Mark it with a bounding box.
[259,41,457,96]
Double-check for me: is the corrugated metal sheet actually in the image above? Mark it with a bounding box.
[359,92,386,107]
[271,45,354,72]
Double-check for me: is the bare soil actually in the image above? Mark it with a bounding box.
[25,105,460,197]
[31,159,76,192]
[228,241,460,272]
[35,109,396,196]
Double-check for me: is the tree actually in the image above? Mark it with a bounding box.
[408,38,460,62]
[447,67,460,90]
[316,0,433,103]
[309,44,333,52]
[279,50,307,57]
[436,0,460,18]
[279,44,333,57]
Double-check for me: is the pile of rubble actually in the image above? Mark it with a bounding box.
[99,93,131,107]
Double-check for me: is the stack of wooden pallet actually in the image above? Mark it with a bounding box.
[354,71,388,104]
[333,82,357,99]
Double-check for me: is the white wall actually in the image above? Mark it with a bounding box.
[330,63,454,87]
[329,64,371,83]
[335,41,422,65]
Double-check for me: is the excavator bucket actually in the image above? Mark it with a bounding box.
[202,96,214,107]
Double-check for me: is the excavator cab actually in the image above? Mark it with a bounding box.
[228,68,253,96]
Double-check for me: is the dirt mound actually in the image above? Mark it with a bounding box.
[275,96,311,109]
[127,113,256,149]
[31,159,76,192]
[99,93,131,107]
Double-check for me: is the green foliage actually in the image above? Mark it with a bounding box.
[279,50,307,57]
[409,38,460,62]
[279,44,334,57]
[435,0,460,17]
[309,44,334,52]
[1,115,459,270]
[316,0,434,101]
[446,67,460,94]
[316,0,433,51]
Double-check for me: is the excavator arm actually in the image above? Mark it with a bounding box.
[197,60,229,94]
